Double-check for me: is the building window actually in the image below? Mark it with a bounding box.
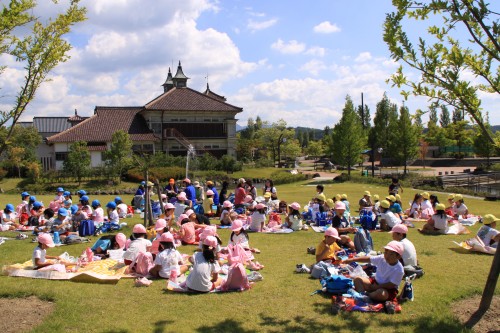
[212,145,220,148]
[55,152,68,161]
[150,123,161,134]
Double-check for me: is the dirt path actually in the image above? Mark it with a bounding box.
[0,296,54,333]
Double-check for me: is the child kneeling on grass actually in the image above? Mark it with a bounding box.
[149,232,187,279]
[342,241,404,306]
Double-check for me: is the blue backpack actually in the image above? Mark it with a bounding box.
[320,274,354,294]
[359,212,377,230]
[353,227,374,253]
[315,212,329,227]
[78,220,95,237]
[193,204,204,215]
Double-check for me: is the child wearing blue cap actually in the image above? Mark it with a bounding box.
[79,195,92,217]
[106,202,119,224]
[1,204,18,231]
[91,200,104,225]
[55,187,65,203]
[51,208,71,236]
[70,205,86,232]
[63,191,73,209]
[115,197,128,218]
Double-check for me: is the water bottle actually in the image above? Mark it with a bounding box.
[53,232,60,244]
[349,217,355,228]
[170,269,178,283]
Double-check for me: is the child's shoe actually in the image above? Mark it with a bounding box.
[307,246,316,254]
[295,264,310,273]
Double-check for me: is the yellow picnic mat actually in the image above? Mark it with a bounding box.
[2,258,134,284]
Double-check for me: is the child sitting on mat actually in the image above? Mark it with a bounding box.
[477,214,500,248]
[32,233,68,269]
[184,236,222,292]
[249,203,267,232]
[149,232,187,279]
[419,203,451,234]
[284,202,303,231]
[342,240,404,304]
[315,227,342,262]
[123,224,152,265]
[92,233,126,256]
[219,201,234,226]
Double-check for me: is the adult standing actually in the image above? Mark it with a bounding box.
[388,178,403,196]
[183,178,196,203]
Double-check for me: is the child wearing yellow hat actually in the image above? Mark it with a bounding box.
[419,203,451,234]
[477,215,500,248]
[451,194,468,219]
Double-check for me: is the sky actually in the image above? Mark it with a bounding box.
[1,0,499,128]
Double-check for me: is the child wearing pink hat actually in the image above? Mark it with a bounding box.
[228,219,263,269]
[390,224,417,267]
[149,232,187,279]
[203,189,215,217]
[32,233,60,269]
[249,203,267,232]
[284,202,303,231]
[219,201,234,226]
[174,192,191,219]
[342,240,404,304]
[185,236,222,292]
[315,227,342,262]
[331,201,356,250]
[123,224,152,265]
[150,219,169,256]
[91,232,127,257]
[176,214,196,245]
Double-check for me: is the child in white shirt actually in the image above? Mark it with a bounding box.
[477,214,500,248]
[149,232,187,279]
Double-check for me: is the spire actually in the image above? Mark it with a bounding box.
[162,67,174,93]
[172,61,189,88]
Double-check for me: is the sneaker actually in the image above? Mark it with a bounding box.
[248,271,263,282]
[302,225,309,231]
[16,233,28,240]
[295,264,311,273]
[307,247,316,254]
[385,301,396,314]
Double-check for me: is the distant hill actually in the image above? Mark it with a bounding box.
[236,124,325,139]
[491,125,500,133]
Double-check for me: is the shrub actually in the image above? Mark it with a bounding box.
[270,170,307,185]
[255,158,274,168]
[125,167,185,183]
[192,170,230,184]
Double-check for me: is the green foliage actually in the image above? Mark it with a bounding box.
[370,93,397,155]
[147,152,186,168]
[269,170,307,185]
[391,105,420,172]
[439,105,451,128]
[305,140,324,158]
[125,166,185,183]
[258,119,295,166]
[103,130,133,183]
[331,95,365,176]
[384,0,499,148]
[63,141,90,185]
[193,153,218,171]
[254,158,274,168]
[0,0,86,156]
[473,124,499,162]
[217,154,242,173]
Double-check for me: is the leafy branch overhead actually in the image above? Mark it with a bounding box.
[0,0,86,156]
[384,0,500,147]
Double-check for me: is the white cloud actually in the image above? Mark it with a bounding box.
[300,60,328,76]
[271,39,306,54]
[313,21,341,34]
[305,46,326,57]
[355,52,373,62]
[247,18,278,32]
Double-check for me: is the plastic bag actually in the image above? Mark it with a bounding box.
[347,262,368,278]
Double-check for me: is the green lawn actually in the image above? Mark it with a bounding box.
[0,180,498,333]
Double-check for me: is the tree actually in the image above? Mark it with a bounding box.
[447,120,473,158]
[429,103,439,126]
[217,154,241,174]
[357,104,371,129]
[330,95,365,177]
[440,105,451,127]
[384,0,500,148]
[371,93,397,157]
[305,140,324,158]
[258,120,295,167]
[63,141,90,185]
[473,124,498,166]
[452,108,464,123]
[393,105,420,174]
[0,0,86,157]
[7,146,24,177]
[104,130,133,183]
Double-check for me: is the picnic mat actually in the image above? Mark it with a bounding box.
[2,258,134,284]
[453,237,496,255]
[445,222,470,235]
[262,227,293,234]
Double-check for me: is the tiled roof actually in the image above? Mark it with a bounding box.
[68,114,85,122]
[47,107,159,143]
[33,117,72,133]
[144,87,242,112]
[87,145,107,151]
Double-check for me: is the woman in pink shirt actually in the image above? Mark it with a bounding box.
[234,178,246,210]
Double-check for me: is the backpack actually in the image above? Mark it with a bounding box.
[220,262,251,291]
[353,227,374,254]
[227,243,249,265]
[399,275,415,301]
[193,204,204,215]
[311,261,337,279]
[359,212,377,230]
[130,251,154,276]
[320,274,354,294]
[79,220,95,237]
[63,234,86,245]
[315,212,328,227]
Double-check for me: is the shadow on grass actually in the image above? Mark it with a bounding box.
[196,319,258,333]
[448,247,487,255]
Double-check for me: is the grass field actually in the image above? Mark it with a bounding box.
[0,180,498,333]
